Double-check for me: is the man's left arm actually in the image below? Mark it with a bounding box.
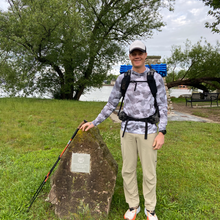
[153,74,168,150]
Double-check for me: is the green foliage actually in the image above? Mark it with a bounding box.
[165,39,220,91]
[202,0,220,33]
[166,69,186,83]
[0,0,174,100]
[104,74,118,84]
[0,98,220,219]
[167,39,220,78]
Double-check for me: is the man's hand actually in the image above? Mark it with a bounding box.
[153,132,165,150]
[80,122,94,131]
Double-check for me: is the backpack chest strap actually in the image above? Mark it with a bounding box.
[130,80,148,91]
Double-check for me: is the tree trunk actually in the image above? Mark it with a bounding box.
[73,50,96,100]
[167,77,220,92]
[73,85,85,100]
[60,86,74,100]
[59,66,74,99]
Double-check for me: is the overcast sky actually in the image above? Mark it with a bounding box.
[0,0,219,73]
[145,0,219,59]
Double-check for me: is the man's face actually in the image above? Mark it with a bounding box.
[129,50,147,70]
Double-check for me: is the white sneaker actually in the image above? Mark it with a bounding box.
[145,208,158,220]
[124,206,141,220]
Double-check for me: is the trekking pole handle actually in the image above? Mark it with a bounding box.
[78,120,88,129]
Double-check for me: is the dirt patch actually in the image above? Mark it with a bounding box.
[172,103,220,123]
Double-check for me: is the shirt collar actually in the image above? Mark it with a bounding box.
[131,67,150,76]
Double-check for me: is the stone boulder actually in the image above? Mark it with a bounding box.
[46,127,118,219]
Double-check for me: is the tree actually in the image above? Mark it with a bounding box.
[202,0,220,33]
[165,39,220,92]
[0,51,16,86]
[0,0,174,100]
[105,74,118,84]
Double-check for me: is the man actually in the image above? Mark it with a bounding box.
[80,40,168,220]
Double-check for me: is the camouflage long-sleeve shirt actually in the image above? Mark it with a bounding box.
[92,68,168,135]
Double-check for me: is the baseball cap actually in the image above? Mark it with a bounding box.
[129,40,146,53]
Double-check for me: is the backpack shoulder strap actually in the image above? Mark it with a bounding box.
[118,70,131,115]
[147,68,160,117]
[120,69,131,97]
[147,68,157,98]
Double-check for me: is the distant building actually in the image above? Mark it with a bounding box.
[145,56,162,65]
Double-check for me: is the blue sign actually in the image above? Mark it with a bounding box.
[120,64,167,77]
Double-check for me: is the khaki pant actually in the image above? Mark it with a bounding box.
[120,130,157,211]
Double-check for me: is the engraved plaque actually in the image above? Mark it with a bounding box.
[71,153,90,173]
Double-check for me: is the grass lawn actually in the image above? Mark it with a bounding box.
[0,98,219,219]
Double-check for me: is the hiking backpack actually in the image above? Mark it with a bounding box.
[117,68,160,139]
[118,68,160,123]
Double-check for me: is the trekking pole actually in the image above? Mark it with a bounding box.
[27,120,87,212]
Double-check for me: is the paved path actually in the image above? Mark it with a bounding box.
[110,110,216,123]
[167,110,215,123]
